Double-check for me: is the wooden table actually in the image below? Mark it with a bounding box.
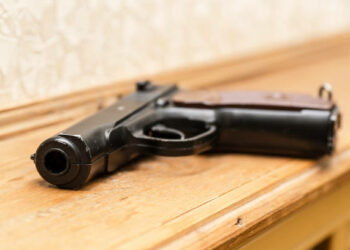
[1,33,350,249]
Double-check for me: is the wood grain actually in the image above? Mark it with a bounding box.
[1,33,350,249]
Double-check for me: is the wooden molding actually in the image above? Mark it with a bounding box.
[1,32,350,140]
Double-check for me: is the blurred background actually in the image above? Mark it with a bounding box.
[1,0,350,108]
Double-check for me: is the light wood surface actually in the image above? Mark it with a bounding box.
[238,178,350,250]
[1,33,350,249]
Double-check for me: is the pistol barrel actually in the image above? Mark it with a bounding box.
[32,83,178,189]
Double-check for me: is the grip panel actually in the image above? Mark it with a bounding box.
[173,90,333,110]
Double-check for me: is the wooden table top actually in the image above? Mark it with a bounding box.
[1,33,350,249]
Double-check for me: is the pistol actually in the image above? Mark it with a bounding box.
[32,81,341,189]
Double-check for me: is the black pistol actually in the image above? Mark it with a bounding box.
[31,81,341,189]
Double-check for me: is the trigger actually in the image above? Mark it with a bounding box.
[147,124,185,140]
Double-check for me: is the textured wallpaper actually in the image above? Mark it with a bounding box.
[1,0,350,108]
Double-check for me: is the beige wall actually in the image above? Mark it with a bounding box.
[1,0,350,108]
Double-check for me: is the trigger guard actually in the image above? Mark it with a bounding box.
[146,124,186,140]
[131,125,217,156]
